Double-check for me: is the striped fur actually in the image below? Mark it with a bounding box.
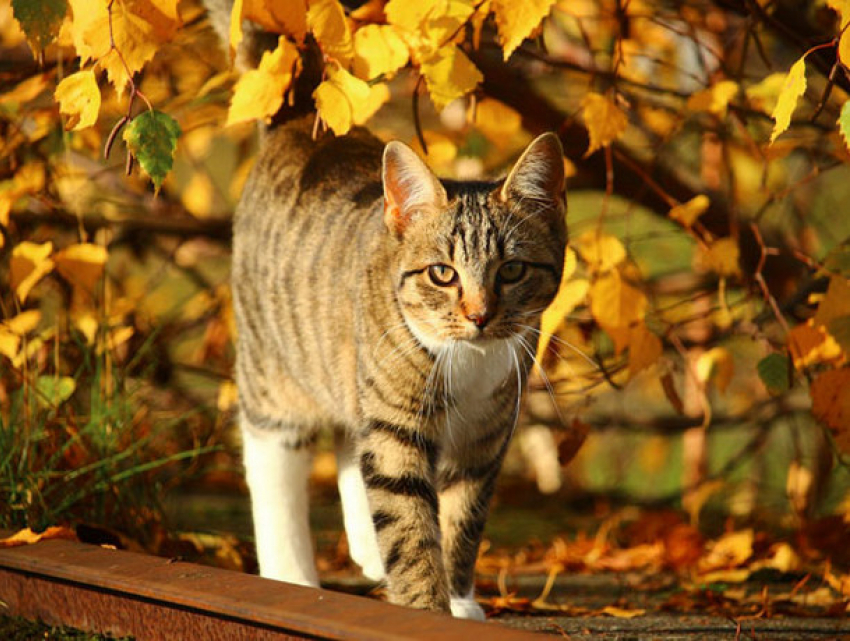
[232,116,567,616]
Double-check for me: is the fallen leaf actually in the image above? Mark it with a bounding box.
[599,605,646,618]
[0,526,77,548]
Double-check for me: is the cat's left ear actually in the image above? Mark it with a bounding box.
[382,141,448,237]
[500,133,566,212]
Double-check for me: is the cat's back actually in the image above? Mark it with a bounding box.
[232,118,387,422]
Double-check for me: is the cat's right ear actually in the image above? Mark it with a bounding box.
[382,141,448,237]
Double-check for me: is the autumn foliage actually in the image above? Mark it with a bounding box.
[2,0,850,611]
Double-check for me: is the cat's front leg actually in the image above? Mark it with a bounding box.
[357,420,450,612]
[438,424,511,621]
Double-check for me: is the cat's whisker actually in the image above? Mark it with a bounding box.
[514,333,567,428]
[516,323,600,372]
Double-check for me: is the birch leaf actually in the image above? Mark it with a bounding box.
[54,69,101,131]
[11,0,67,53]
[583,92,628,156]
[10,241,54,303]
[123,110,181,192]
[420,45,482,112]
[770,57,806,144]
[227,36,300,126]
[307,0,353,64]
[492,0,555,60]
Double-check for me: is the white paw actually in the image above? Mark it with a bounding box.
[349,536,385,581]
[450,596,485,620]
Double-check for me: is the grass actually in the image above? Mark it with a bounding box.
[0,615,131,641]
[0,327,219,546]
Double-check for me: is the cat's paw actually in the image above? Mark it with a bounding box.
[357,555,386,582]
[450,596,486,621]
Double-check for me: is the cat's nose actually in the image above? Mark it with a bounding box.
[466,312,491,329]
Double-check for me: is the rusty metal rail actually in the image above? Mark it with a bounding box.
[0,532,538,640]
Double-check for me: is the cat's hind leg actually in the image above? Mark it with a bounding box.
[335,431,385,581]
[241,416,319,587]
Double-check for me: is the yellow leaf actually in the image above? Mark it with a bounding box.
[701,237,740,277]
[770,56,806,144]
[629,323,662,377]
[411,130,458,170]
[54,243,108,294]
[4,310,42,335]
[669,195,709,227]
[226,36,300,126]
[788,321,843,369]
[0,330,20,361]
[537,248,588,362]
[474,98,522,144]
[10,241,54,303]
[0,526,76,548]
[696,346,735,393]
[237,0,307,46]
[68,0,180,96]
[590,271,647,332]
[54,69,101,131]
[828,1,850,66]
[386,0,474,59]
[600,606,646,619]
[307,0,353,64]
[0,73,50,106]
[698,529,754,572]
[420,44,482,111]
[746,72,786,114]
[583,92,628,156]
[575,231,626,272]
[492,0,555,60]
[352,24,409,81]
[686,80,738,117]
[315,65,387,135]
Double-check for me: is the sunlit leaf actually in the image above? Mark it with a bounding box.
[814,274,850,328]
[0,73,50,106]
[669,195,709,227]
[537,249,588,363]
[686,80,738,117]
[11,0,67,53]
[314,63,378,135]
[420,44,482,111]
[0,526,77,548]
[492,0,555,60]
[474,98,522,143]
[234,0,307,48]
[353,24,409,80]
[227,36,300,126]
[68,0,180,96]
[590,271,647,331]
[583,92,628,156]
[629,324,662,377]
[54,243,108,293]
[10,241,54,303]
[54,69,101,131]
[123,110,181,192]
[575,231,626,272]
[788,321,843,369]
[307,0,353,64]
[702,237,740,277]
[838,101,850,153]
[769,56,806,144]
[696,347,734,393]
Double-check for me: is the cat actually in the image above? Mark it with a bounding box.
[208,1,568,620]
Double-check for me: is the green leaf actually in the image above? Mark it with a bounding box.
[35,375,76,407]
[757,353,791,395]
[839,101,850,152]
[12,0,68,53]
[122,110,181,192]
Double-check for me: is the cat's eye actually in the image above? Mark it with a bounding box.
[428,264,457,286]
[498,261,526,284]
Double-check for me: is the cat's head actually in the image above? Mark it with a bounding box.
[382,133,567,353]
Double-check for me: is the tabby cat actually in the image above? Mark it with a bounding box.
[212,2,568,620]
